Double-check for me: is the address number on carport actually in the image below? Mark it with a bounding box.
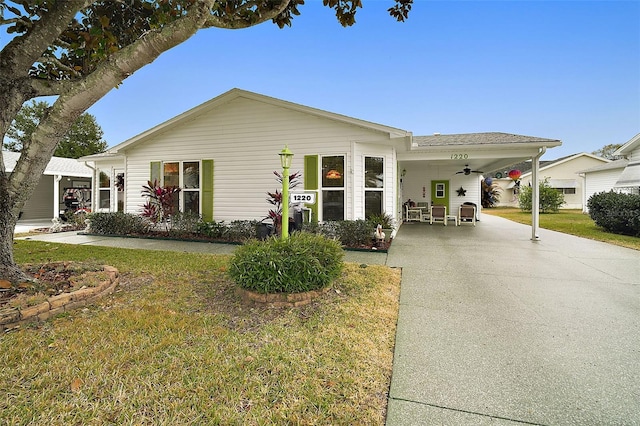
[290,193,316,204]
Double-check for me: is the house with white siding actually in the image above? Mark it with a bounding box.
[3,150,92,220]
[579,133,640,212]
[81,89,561,236]
[492,153,610,210]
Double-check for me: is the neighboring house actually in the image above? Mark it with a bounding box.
[492,153,610,209]
[3,150,93,220]
[81,89,561,236]
[579,133,640,212]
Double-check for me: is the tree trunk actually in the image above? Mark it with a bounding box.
[0,205,28,283]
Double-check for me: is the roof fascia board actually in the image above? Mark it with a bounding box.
[397,146,543,162]
[614,133,640,156]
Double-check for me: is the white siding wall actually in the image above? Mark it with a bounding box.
[401,163,483,217]
[583,167,626,212]
[119,97,395,222]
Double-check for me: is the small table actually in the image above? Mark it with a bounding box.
[406,208,422,222]
[446,215,459,226]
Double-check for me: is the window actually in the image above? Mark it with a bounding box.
[322,155,344,221]
[435,183,445,198]
[182,162,200,214]
[365,156,384,217]
[98,170,111,209]
[162,161,201,214]
[557,187,576,195]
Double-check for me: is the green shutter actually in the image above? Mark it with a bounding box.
[150,161,161,184]
[201,159,214,221]
[304,155,319,222]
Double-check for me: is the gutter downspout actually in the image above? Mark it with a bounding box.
[54,175,63,219]
[531,147,546,241]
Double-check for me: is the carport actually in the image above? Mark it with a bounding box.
[397,132,562,240]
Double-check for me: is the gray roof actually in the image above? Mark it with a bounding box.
[614,160,640,188]
[413,132,561,147]
[2,150,92,177]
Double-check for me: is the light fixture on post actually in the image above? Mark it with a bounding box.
[279,145,294,239]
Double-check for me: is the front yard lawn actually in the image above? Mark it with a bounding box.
[484,208,640,251]
[1,241,400,425]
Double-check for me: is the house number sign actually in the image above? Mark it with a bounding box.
[290,192,316,204]
[450,153,469,160]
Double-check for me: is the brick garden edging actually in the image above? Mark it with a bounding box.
[236,286,331,308]
[1,265,119,331]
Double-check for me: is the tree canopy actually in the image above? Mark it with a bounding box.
[4,100,107,158]
[0,0,413,281]
[592,143,623,160]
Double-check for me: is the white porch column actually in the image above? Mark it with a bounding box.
[53,175,62,219]
[531,147,546,241]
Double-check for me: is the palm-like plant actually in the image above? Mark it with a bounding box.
[141,180,181,228]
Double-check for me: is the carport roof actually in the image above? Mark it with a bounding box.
[413,132,561,147]
[2,150,92,177]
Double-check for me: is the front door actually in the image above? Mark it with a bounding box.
[431,180,449,212]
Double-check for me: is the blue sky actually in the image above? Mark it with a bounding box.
[86,0,640,159]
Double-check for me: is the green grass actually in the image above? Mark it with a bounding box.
[484,207,640,251]
[1,241,400,425]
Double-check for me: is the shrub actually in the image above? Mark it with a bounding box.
[226,220,258,242]
[587,191,640,237]
[228,232,344,294]
[168,211,203,235]
[197,220,228,239]
[366,212,394,229]
[336,220,374,247]
[87,212,150,235]
[518,178,565,213]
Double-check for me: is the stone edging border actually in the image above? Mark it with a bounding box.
[1,265,119,331]
[236,286,331,308]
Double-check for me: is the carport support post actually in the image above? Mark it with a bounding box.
[54,175,62,219]
[531,147,546,241]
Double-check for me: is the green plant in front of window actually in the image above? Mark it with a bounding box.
[168,211,203,235]
[228,232,344,294]
[518,178,566,213]
[141,179,181,228]
[366,212,394,230]
[336,220,374,247]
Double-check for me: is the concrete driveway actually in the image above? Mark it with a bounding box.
[385,214,640,425]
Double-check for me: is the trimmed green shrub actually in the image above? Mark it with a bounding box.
[197,220,228,239]
[518,178,565,213]
[87,212,150,235]
[587,191,640,237]
[168,211,203,235]
[228,232,344,294]
[301,220,376,247]
[336,220,373,247]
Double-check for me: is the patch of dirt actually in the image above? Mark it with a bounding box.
[0,262,105,309]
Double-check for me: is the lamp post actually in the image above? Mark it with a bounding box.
[279,146,294,239]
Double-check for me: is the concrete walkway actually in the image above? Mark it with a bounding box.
[15,216,640,424]
[385,215,640,425]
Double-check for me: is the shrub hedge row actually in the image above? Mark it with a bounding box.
[86,213,388,247]
[587,191,640,237]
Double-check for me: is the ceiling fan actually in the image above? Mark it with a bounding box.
[456,165,484,175]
